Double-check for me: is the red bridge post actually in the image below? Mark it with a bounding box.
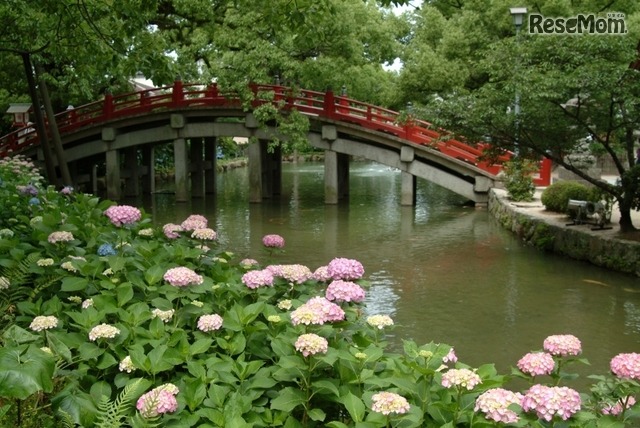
[323,88,336,119]
[172,78,184,106]
[103,91,114,119]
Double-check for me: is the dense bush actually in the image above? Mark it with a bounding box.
[541,180,595,213]
[502,159,537,202]
[0,155,639,427]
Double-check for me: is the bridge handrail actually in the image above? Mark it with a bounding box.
[0,80,552,186]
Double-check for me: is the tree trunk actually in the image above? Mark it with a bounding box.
[35,63,72,186]
[21,53,57,185]
[617,195,637,233]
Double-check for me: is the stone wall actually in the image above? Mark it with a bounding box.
[488,189,640,277]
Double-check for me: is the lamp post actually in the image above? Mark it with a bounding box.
[510,7,527,156]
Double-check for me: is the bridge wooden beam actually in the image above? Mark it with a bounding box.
[325,150,349,204]
[204,137,217,194]
[190,138,204,198]
[174,138,188,202]
[105,149,121,200]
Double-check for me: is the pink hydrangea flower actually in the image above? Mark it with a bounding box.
[475,388,523,424]
[326,257,364,280]
[543,334,582,357]
[294,333,328,357]
[240,258,259,268]
[136,384,179,418]
[313,265,331,282]
[262,234,285,248]
[162,223,183,239]
[242,269,274,289]
[163,267,203,287]
[325,280,366,303]
[601,396,636,416]
[47,231,74,244]
[441,368,482,390]
[197,314,223,332]
[104,205,141,226]
[371,392,411,415]
[517,352,555,377]
[610,353,640,380]
[521,384,581,422]
[290,296,345,326]
[443,347,458,364]
[180,214,208,231]
[191,228,217,240]
[266,264,312,284]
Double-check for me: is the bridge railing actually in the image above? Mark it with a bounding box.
[0,80,552,186]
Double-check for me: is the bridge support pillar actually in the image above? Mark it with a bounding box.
[324,150,349,204]
[174,138,188,202]
[141,146,155,194]
[401,172,416,206]
[248,141,262,203]
[204,137,217,194]
[190,138,205,198]
[262,142,282,199]
[105,149,121,200]
[124,147,140,197]
[248,140,281,202]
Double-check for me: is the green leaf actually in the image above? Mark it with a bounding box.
[52,383,98,427]
[270,387,306,412]
[97,352,118,369]
[308,408,326,422]
[89,381,112,403]
[339,391,365,422]
[0,345,55,399]
[78,342,105,361]
[311,379,340,398]
[61,276,89,292]
[2,324,40,346]
[190,339,214,356]
[47,332,73,363]
[183,379,207,411]
[117,283,134,306]
[144,264,165,285]
[147,344,175,374]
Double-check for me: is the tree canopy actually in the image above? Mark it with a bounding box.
[401,0,640,230]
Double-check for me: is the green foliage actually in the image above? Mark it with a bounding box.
[94,378,150,428]
[541,181,595,213]
[0,154,639,427]
[502,159,537,202]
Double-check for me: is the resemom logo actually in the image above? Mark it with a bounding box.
[528,13,627,35]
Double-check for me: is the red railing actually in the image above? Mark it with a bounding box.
[0,81,552,186]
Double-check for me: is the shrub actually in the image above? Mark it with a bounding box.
[503,159,537,202]
[541,180,594,213]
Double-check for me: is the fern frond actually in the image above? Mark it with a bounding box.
[0,252,41,287]
[56,408,77,428]
[95,378,147,428]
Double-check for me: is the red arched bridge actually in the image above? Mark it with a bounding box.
[0,80,551,205]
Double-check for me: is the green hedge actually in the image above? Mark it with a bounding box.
[541,180,596,213]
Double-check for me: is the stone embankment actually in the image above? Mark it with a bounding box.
[488,188,640,277]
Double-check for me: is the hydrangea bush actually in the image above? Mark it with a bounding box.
[0,155,638,427]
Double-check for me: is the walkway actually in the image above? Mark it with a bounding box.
[491,187,640,277]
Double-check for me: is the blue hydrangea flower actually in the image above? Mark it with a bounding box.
[21,184,38,196]
[28,197,40,205]
[97,243,117,256]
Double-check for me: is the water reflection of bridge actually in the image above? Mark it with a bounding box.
[0,80,551,205]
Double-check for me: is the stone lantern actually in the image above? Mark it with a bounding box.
[6,103,33,127]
